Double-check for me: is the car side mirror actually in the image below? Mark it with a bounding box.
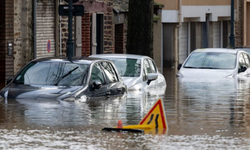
[147,73,158,85]
[178,64,182,70]
[239,65,247,73]
[92,80,102,89]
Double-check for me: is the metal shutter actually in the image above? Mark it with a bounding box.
[213,22,221,48]
[179,23,188,64]
[36,0,55,58]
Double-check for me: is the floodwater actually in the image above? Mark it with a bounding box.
[1,68,250,149]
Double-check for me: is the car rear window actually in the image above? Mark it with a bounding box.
[14,62,89,86]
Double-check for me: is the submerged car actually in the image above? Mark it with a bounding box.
[0,57,127,101]
[89,54,166,93]
[177,48,250,78]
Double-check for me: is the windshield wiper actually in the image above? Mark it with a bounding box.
[184,66,220,69]
[183,66,200,69]
[54,67,79,86]
[199,67,220,69]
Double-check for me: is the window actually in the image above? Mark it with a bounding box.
[239,53,246,69]
[144,59,152,73]
[14,62,88,86]
[91,64,105,85]
[184,52,236,69]
[243,53,250,67]
[147,59,157,73]
[100,61,119,83]
[112,58,141,77]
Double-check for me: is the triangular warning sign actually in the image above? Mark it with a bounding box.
[139,99,167,129]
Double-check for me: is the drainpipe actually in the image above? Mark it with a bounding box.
[33,0,37,59]
[229,0,235,49]
[55,0,59,56]
[174,0,182,70]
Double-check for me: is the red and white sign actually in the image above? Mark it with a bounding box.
[47,40,51,52]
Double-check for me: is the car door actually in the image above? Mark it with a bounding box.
[99,61,126,97]
[89,63,110,99]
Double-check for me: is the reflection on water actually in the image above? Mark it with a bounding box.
[1,67,250,149]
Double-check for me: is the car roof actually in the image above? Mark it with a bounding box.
[32,56,108,65]
[90,54,150,59]
[193,48,246,54]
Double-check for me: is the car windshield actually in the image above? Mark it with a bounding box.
[111,58,141,77]
[183,52,236,69]
[13,62,89,86]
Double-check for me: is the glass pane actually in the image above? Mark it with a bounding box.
[147,59,157,73]
[184,52,236,69]
[14,62,89,86]
[112,58,141,77]
[91,64,105,84]
[100,62,118,83]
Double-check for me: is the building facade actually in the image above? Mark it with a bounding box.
[155,0,245,69]
[1,0,248,88]
[243,0,250,47]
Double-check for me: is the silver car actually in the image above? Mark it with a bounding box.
[177,48,250,78]
[90,54,166,93]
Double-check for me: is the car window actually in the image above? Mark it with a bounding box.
[147,59,157,73]
[184,52,236,69]
[243,53,250,67]
[100,61,119,83]
[143,62,148,81]
[239,53,246,69]
[91,64,106,85]
[144,59,152,73]
[14,62,88,86]
[111,58,141,77]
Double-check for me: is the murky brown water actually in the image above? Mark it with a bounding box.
[1,68,250,149]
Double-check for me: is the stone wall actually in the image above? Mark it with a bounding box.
[14,0,33,74]
[103,0,114,53]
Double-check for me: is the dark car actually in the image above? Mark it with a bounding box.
[0,57,127,102]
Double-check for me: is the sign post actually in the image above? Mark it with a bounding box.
[59,0,84,61]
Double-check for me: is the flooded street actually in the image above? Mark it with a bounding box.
[1,68,250,149]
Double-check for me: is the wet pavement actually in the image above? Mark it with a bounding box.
[1,68,250,149]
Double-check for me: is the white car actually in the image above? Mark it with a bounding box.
[177,48,250,78]
[90,54,166,94]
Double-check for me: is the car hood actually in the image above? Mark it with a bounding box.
[1,83,83,101]
[122,77,142,89]
[178,68,236,78]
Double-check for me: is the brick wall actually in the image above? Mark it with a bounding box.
[82,13,91,56]
[62,0,114,56]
